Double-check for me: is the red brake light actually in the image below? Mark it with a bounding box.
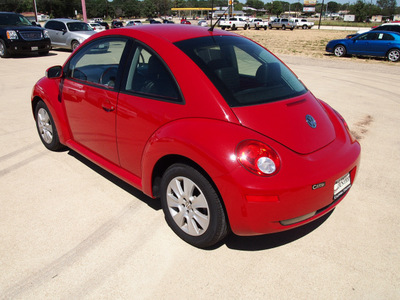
[236,140,281,176]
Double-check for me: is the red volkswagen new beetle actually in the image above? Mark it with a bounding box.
[31,25,361,248]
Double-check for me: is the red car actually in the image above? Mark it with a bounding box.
[31,25,361,248]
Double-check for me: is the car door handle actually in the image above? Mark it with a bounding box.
[102,100,115,112]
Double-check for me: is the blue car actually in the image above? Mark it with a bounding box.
[326,30,400,62]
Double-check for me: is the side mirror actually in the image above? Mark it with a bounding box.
[46,66,63,79]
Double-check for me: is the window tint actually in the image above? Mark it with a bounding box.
[175,36,307,107]
[67,22,93,32]
[45,20,66,31]
[124,45,181,102]
[66,38,127,89]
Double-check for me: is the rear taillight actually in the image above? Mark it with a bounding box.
[236,140,281,176]
[333,109,356,142]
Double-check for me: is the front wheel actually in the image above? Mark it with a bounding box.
[160,164,228,248]
[35,101,64,151]
[387,49,400,62]
[302,25,307,29]
[71,40,80,51]
[282,25,286,30]
[0,39,10,58]
[334,45,347,57]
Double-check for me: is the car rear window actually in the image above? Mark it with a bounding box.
[174,36,307,107]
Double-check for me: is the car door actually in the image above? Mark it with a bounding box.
[45,20,67,46]
[62,37,130,164]
[368,32,396,56]
[116,44,183,177]
[349,32,378,55]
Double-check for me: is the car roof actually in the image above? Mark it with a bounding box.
[107,24,236,43]
[47,18,85,23]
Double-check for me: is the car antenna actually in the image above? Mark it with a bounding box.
[209,1,229,32]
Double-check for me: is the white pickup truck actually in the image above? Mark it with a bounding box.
[218,17,249,30]
[292,18,314,29]
[249,18,268,30]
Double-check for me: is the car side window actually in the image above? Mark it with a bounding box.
[124,45,181,102]
[66,38,128,89]
[379,33,394,41]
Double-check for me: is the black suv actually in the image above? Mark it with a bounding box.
[0,12,51,58]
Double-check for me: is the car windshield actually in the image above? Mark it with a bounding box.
[0,14,32,26]
[175,36,307,107]
[67,22,93,32]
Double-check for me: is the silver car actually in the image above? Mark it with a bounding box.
[44,18,97,51]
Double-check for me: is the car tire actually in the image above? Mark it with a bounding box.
[268,24,272,29]
[0,39,10,58]
[302,25,307,29]
[282,25,286,30]
[232,24,236,30]
[334,45,347,57]
[264,26,267,30]
[71,40,80,51]
[160,163,228,248]
[244,24,248,30]
[35,101,64,151]
[387,49,400,62]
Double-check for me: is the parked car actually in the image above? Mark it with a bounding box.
[198,20,208,27]
[88,22,106,32]
[250,18,268,30]
[292,18,314,29]
[180,19,191,25]
[111,20,123,28]
[98,22,109,30]
[218,17,248,30]
[44,19,97,51]
[0,11,51,58]
[269,18,295,30]
[126,20,143,26]
[326,30,400,62]
[163,19,174,24]
[31,25,360,248]
[149,19,161,24]
[346,23,400,39]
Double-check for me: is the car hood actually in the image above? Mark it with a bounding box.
[0,25,43,31]
[231,92,336,154]
[70,31,97,38]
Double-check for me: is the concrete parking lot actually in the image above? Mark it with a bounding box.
[1,49,399,299]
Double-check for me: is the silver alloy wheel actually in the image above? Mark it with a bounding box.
[334,45,345,57]
[0,43,4,56]
[388,49,400,62]
[166,176,210,236]
[37,108,53,144]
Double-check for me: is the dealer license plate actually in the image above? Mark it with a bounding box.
[334,173,351,200]
[31,46,38,51]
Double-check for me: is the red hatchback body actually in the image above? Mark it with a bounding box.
[31,25,361,247]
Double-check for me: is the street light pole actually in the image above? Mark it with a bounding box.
[318,0,324,29]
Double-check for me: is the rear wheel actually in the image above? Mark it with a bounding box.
[387,49,400,62]
[282,25,286,30]
[160,163,228,248]
[232,24,236,30]
[334,45,347,57]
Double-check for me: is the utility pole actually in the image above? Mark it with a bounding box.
[81,0,87,22]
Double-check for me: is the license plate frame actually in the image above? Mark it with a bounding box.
[31,46,39,51]
[334,173,351,200]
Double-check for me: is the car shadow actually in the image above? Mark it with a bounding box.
[218,211,333,251]
[4,52,58,59]
[67,150,161,211]
[67,149,333,251]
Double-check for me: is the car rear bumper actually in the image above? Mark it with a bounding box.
[216,138,361,236]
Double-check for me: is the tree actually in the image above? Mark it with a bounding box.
[377,0,397,17]
[350,0,368,22]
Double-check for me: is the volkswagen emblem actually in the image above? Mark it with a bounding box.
[306,114,317,128]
